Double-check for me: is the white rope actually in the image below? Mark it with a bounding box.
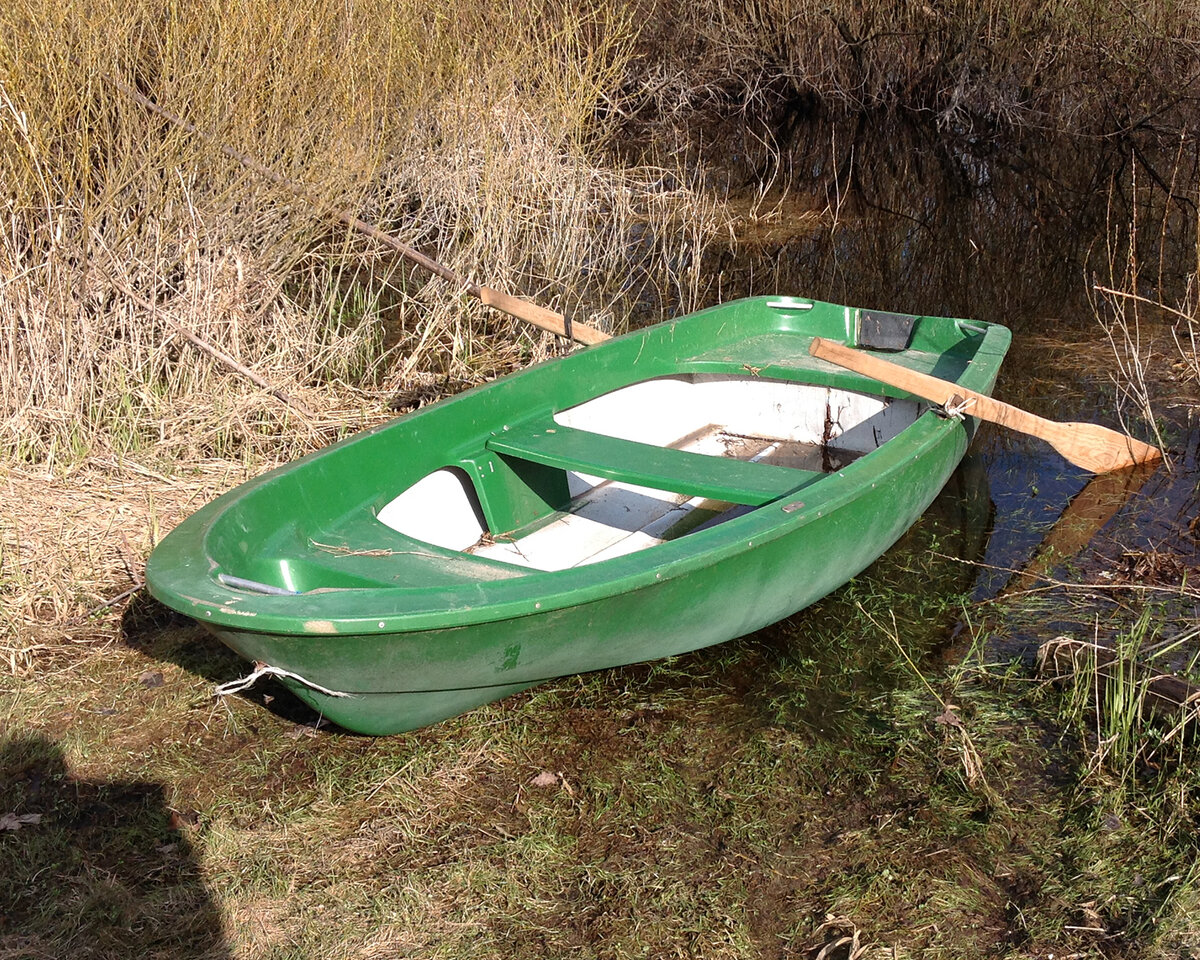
[941,395,976,420]
[214,661,355,699]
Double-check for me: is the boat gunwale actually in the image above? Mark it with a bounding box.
[146,304,1011,635]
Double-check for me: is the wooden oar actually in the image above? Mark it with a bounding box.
[101,70,608,345]
[808,337,1162,473]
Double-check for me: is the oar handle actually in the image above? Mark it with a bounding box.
[479,287,609,344]
[808,337,1162,474]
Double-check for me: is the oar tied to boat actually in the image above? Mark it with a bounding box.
[808,336,1162,473]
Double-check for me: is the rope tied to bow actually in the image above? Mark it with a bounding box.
[214,661,356,699]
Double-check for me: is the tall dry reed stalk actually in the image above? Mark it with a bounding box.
[1092,153,1200,463]
[0,0,718,465]
[4,0,1199,468]
[637,0,1200,136]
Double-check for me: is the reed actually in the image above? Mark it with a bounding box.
[1090,150,1199,464]
[637,0,1200,137]
[0,0,718,465]
[5,0,1199,467]
[1047,612,1200,787]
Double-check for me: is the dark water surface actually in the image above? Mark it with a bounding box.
[687,118,1200,713]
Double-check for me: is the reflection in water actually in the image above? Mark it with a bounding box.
[697,117,1196,354]
[974,421,1200,660]
[0,734,229,958]
[923,451,1164,664]
[991,461,1159,601]
[686,114,1199,677]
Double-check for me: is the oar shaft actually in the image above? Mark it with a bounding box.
[479,287,609,344]
[810,336,1039,426]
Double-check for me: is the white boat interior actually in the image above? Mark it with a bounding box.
[377,374,926,572]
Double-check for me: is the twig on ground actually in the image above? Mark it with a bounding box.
[66,581,145,626]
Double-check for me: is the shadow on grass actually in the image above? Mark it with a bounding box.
[119,593,325,730]
[0,732,231,958]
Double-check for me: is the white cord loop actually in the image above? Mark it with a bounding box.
[939,393,976,421]
[214,661,355,699]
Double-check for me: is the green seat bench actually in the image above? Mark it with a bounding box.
[485,419,820,507]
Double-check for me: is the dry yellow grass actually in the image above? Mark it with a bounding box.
[0,0,720,468]
[0,458,259,669]
[4,0,1198,470]
[0,0,733,694]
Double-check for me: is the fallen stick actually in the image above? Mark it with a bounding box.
[162,315,317,420]
[68,579,145,626]
[1037,635,1200,723]
[111,278,316,419]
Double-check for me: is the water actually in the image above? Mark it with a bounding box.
[682,116,1200,717]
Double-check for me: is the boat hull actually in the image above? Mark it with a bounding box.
[147,295,1010,734]
[208,421,968,734]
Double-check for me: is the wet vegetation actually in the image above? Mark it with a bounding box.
[4,0,1200,956]
[3,0,1199,459]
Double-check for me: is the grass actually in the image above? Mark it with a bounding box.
[3,0,1200,956]
[7,454,1200,958]
[3,0,1199,466]
[0,0,721,466]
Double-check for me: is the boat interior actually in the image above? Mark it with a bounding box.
[376,373,926,573]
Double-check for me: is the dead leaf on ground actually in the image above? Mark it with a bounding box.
[0,813,42,831]
[934,704,963,728]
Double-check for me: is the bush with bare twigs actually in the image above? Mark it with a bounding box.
[0,0,718,464]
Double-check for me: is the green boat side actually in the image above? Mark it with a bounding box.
[145,296,1011,734]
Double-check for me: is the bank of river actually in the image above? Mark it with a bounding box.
[4,116,1199,957]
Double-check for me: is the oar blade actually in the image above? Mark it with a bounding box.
[1047,422,1162,474]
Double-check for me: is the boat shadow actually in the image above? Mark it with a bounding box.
[0,732,233,957]
[119,593,329,730]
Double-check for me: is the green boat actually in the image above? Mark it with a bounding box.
[145,296,1011,734]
